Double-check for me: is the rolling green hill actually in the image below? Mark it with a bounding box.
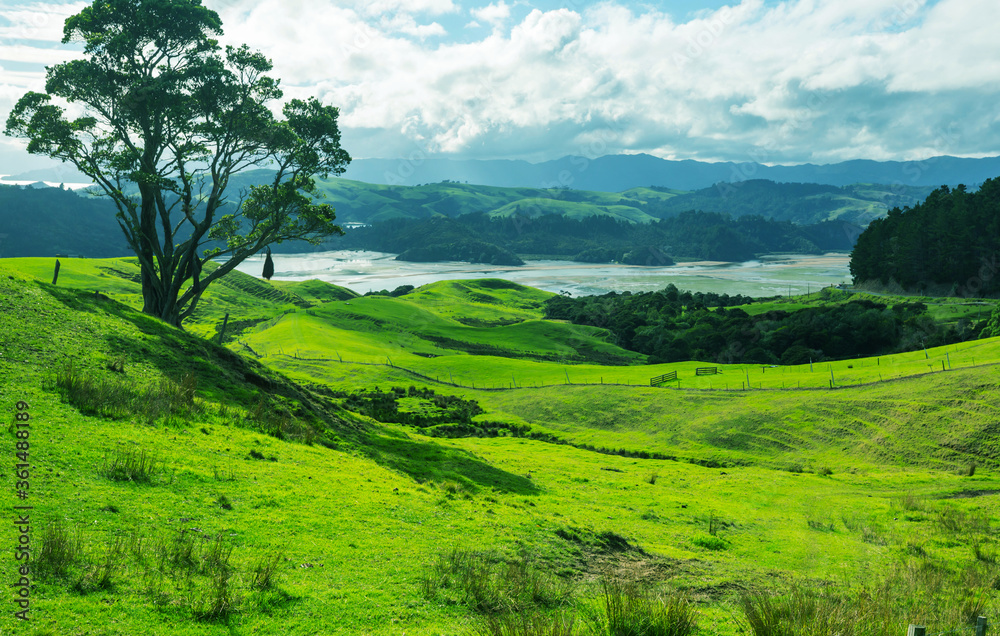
[268,172,925,227]
[645,180,936,226]
[4,258,1000,636]
[1,175,930,265]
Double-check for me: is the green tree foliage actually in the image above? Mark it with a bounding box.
[850,179,1000,296]
[980,303,1000,338]
[4,0,349,326]
[262,247,274,280]
[545,290,977,364]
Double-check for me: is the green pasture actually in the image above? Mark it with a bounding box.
[5,257,1000,635]
[489,198,658,224]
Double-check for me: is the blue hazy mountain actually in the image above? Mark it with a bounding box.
[9,154,1000,192]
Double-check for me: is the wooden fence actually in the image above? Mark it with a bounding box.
[908,616,987,636]
[650,371,677,386]
[695,367,719,376]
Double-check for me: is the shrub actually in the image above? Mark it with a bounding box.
[692,534,728,551]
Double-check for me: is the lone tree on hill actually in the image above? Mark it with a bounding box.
[5,0,350,327]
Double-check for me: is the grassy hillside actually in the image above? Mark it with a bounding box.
[488,198,658,224]
[236,171,915,227]
[4,258,1000,636]
[648,180,936,226]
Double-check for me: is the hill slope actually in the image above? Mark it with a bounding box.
[5,258,1000,635]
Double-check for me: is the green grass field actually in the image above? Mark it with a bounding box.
[4,257,1000,636]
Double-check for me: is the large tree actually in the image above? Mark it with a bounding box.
[5,0,350,326]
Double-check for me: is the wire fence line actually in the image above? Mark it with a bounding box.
[240,345,1000,394]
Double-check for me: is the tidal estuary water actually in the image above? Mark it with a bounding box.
[234,250,852,298]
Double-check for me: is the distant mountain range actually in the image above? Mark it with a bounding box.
[8,153,1000,192]
[0,175,907,259]
[265,174,930,227]
[339,154,1000,191]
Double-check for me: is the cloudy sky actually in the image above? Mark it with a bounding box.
[0,0,998,173]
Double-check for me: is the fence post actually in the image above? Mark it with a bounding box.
[52,259,61,285]
[906,625,926,636]
[976,616,987,636]
[216,312,230,345]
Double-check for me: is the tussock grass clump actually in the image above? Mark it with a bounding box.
[959,463,977,477]
[806,516,836,532]
[36,520,83,579]
[194,568,237,621]
[740,587,901,636]
[937,507,990,535]
[419,548,574,615]
[73,537,124,594]
[894,492,928,512]
[586,576,698,636]
[250,552,284,591]
[973,538,997,564]
[474,611,583,636]
[99,448,160,483]
[740,562,997,636]
[52,362,199,423]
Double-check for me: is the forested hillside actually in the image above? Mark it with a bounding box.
[545,287,983,364]
[0,185,127,257]
[644,180,934,225]
[1,177,879,262]
[333,211,859,263]
[850,178,1000,295]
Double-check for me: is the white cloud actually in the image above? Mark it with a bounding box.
[3,0,1000,168]
[0,44,82,66]
[355,0,457,15]
[471,1,511,31]
[379,14,447,38]
[0,2,88,44]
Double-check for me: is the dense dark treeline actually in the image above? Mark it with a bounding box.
[0,185,129,257]
[544,286,980,364]
[850,179,1000,295]
[336,211,858,264]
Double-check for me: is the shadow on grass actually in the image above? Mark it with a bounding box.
[37,282,540,496]
[353,429,540,496]
[39,283,326,410]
